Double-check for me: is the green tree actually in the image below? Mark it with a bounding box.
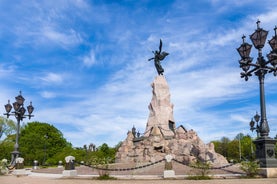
[212,133,256,162]
[213,137,230,158]
[227,140,240,162]
[241,135,253,160]
[87,143,116,177]
[0,134,14,161]
[90,143,116,163]
[0,117,16,161]
[0,117,16,139]
[19,122,68,166]
[234,133,244,141]
[48,146,87,165]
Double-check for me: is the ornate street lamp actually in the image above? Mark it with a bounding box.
[249,112,260,138]
[237,20,277,168]
[3,91,34,166]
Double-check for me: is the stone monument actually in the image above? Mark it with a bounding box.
[116,75,228,165]
[116,40,228,166]
[144,75,175,138]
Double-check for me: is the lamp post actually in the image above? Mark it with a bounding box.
[237,20,277,168]
[3,91,34,166]
[249,112,261,138]
[43,134,48,166]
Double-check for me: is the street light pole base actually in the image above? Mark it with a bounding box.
[259,168,277,178]
[253,137,277,168]
[10,150,20,166]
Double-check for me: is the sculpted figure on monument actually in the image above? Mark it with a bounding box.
[148,39,169,75]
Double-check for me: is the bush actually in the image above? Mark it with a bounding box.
[89,157,112,177]
[0,159,8,175]
[240,161,259,178]
[187,175,211,180]
[190,160,211,177]
[97,174,117,180]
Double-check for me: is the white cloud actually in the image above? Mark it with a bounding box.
[0,64,15,78]
[41,26,83,48]
[40,91,57,99]
[40,73,63,84]
[83,49,96,67]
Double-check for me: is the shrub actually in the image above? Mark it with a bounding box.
[240,161,259,178]
[0,159,8,175]
[89,157,113,178]
[190,160,211,178]
[97,174,117,180]
[187,175,211,180]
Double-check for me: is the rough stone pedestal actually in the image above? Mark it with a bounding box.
[116,75,229,166]
[62,170,77,177]
[163,170,175,178]
[144,75,175,138]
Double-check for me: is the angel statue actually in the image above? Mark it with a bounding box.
[148,39,169,75]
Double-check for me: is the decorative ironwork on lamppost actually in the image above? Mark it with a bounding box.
[237,20,277,168]
[3,91,34,166]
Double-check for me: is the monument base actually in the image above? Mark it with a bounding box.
[163,170,175,178]
[13,169,27,176]
[62,170,77,177]
[259,168,277,178]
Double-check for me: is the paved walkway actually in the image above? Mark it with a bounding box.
[0,174,277,184]
[1,163,276,184]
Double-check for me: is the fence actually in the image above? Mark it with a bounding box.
[77,158,236,172]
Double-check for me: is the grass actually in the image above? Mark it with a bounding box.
[97,174,117,180]
[186,175,212,180]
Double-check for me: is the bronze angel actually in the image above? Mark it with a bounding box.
[148,39,169,75]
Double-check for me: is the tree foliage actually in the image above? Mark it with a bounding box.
[19,122,68,165]
[240,160,259,177]
[0,117,16,161]
[85,143,116,177]
[212,133,255,162]
[0,135,14,161]
[0,119,119,167]
[0,117,16,139]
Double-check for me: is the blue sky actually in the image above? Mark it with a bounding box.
[1,0,277,147]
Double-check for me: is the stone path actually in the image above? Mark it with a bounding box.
[1,175,277,184]
[1,162,276,184]
[32,161,245,176]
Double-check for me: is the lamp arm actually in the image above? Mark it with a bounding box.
[265,65,277,71]
[243,65,259,76]
[248,63,260,67]
[27,114,34,119]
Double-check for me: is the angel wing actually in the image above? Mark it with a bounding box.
[158,51,169,60]
[159,39,162,54]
